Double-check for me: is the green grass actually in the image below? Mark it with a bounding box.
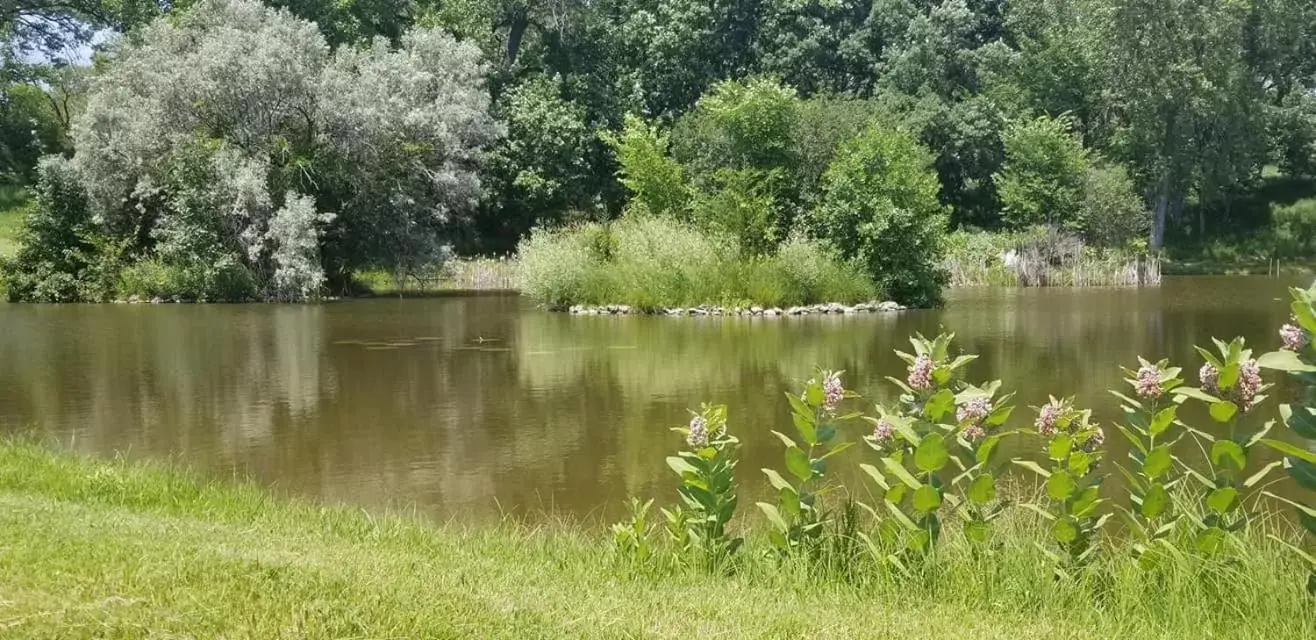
[0,438,1312,638]
[518,217,879,310]
[0,185,30,258]
[357,257,520,296]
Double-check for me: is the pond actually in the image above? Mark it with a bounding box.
[0,275,1310,522]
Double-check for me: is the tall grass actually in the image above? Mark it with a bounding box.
[0,184,31,258]
[518,217,879,310]
[945,228,1161,287]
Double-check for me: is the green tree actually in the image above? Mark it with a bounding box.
[602,114,691,219]
[810,126,948,307]
[995,115,1089,230]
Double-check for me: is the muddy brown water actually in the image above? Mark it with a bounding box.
[1,275,1311,522]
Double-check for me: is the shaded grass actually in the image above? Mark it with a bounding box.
[0,185,30,258]
[356,257,520,296]
[0,438,1312,638]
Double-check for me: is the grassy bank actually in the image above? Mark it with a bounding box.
[0,439,1311,639]
[356,257,519,296]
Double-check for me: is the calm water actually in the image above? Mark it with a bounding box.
[0,276,1309,521]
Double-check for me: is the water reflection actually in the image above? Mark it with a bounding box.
[0,277,1308,522]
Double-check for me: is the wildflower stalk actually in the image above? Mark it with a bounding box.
[666,404,742,570]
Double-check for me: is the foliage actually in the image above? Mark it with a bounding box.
[665,404,742,569]
[995,115,1088,231]
[0,156,104,302]
[1110,357,1186,560]
[1079,161,1150,248]
[1269,199,1316,261]
[601,114,691,219]
[14,0,499,302]
[810,125,948,308]
[861,333,1015,568]
[611,497,654,564]
[757,370,858,557]
[516,217,878,310]
[1256,283,1316,595]
[1017,397,1110,579]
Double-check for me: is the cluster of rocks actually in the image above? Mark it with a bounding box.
[114,295,194,304]
[565,301,907,316]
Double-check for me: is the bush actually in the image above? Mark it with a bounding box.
[1269,198,1316,260]
[995,115,1088,231]
[117,256,257,302]
[0,157,105,302]
[518,217,878,310]
[810,126,948,308]
[1079,161,1149,248]
[690,169,781,256]
[602,115,692,219]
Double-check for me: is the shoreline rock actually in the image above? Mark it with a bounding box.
[562,301,909,316]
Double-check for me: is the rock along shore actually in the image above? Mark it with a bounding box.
[562,301,907,316]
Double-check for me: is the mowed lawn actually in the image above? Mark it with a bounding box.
[0,439,1311,639]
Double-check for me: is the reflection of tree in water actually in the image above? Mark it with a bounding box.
[0,278,1308,522]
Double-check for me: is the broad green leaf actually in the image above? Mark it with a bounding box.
[806,382,824,407]
[1210,440,1246,471]
[985,405,1014,426]
[967,474,996,505]
[786,393,814,425]
[779,488,800,518]
[948,354,978,370]
[932,365,952,385]
[1068,450,1093,477]
[1256,349,1316,373]
[785,446,812,482]
[1280,404,1316,440]
[859,463,890,491]
[886,483,908,506]
[818,441,855,461]
[964,520,989,544]
[1196,346,1224,369]
[913,485,942,513]
[884,499,919,531]
[882,457,923,489]
[1289,458,1316,492]
[1071,486,1100,516]
[1260,439,1316,464]
[770,430,797,449]
[914,432,950,473]
[1207,487,1239,515]
[1052,517,1079,543]
[1149,406,1177,437]
[756,502,788,532]
[1209,400,1239,423]
[1047,470,1076,501]
[1049,434,1073,461]
[1142,484,1171,519]
[1172,387,1221,403]
[1217,362,1240,390]
[791,410,817,446]
[1012,459,1051,478]
[1144,444,1173,480]
[666,456,698,476]
[976,434,1002,465]
[925,389,956,421]
[761,468,795,493]
[1196,527,1226,555]
[1292,299,1316,333]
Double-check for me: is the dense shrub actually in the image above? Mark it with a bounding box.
[1079,162,1149,248]
[0,157,103,302]
[1269,198,1316,260]
[995,115,1088,231]
[810,126,948,308]
[602,115,692,219]
[518,217,876,310]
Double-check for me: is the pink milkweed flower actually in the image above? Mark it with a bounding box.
[907,354,934,391]
[872,418,894,444]
[962,423,986,441]
[822,372,844,412]
[1082,427,1105,453]
[1280,323,1309,351]
[687,415,709,448]
[1199,362,1220,396]
[1036,399,1063,436]
[1134,364,1162,399]
[957,396,992,425]
[1238,359,1263,409]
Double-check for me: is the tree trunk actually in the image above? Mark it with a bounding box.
[505,15,528,67]
[1151,184,1168,251]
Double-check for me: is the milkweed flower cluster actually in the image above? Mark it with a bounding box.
[1035,398,1064,436]
[687,415,709,448]
[1200,362,1220,395]
[872,418,894,444]
[907,354,934,390]
[1280,321,1309,351]
[1082,427,1105,453]
[957,396,992,425]
[822,372,844,412]
[1199,359,1265,410]
[1134,363,1162,399]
